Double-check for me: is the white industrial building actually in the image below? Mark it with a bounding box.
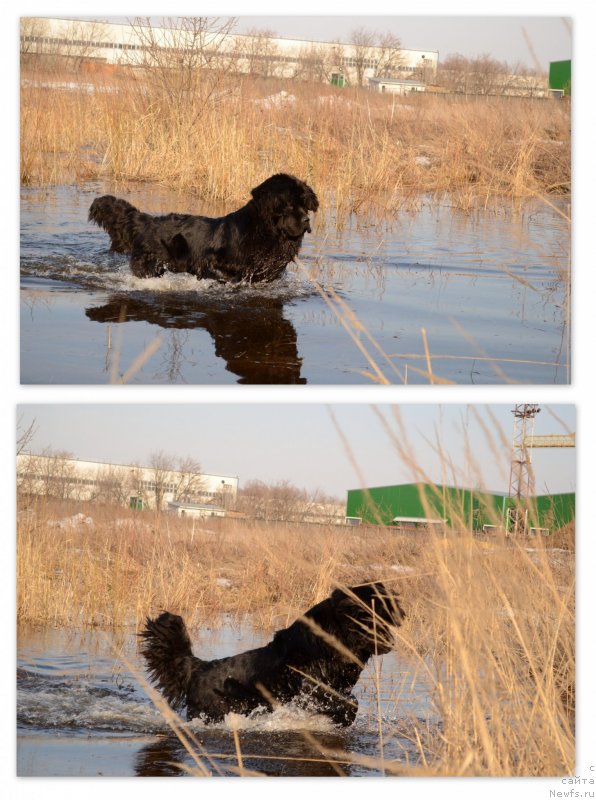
[17,452,238,512]
[20,17,439,86]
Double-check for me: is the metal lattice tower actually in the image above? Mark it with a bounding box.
[507,404,541,535]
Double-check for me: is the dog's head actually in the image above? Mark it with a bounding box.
[292,581,404,660]
[251,173,319,240]
[327,582,405,656]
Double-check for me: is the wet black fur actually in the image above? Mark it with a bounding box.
[140,582,404,727]
[88,173,319,283]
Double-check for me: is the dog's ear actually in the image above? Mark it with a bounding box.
[250,177,288,222]
[331,584,404,654]
[251,181,286,224]
[251,174,319,218]
[299,185,319,213]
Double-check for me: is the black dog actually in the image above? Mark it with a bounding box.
[89,173,318,283]
[140,582,404,727]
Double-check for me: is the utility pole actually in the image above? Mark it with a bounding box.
[507,404,540,535]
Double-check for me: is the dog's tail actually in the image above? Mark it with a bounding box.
[140,612,197,710]
[89,195,140,254]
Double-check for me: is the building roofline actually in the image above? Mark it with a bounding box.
[18,452,238,482]
[168,501,226,511]
[368,77,426,86]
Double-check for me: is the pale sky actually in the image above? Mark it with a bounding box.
[92,11,573,70]
[17,404,576,499]
[49,0,574,69]
[234,15,571,70]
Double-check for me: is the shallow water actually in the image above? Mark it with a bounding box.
[17,623,434,777]
[20,184,570,384]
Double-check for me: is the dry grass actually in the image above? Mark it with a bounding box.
[399,534,574,775]
[20,63,570,215]
[16,496,418,628]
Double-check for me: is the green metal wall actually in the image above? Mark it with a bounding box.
[529,492,575,530]
[346,483,575,531]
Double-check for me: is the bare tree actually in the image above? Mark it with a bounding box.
[236,28,280,78]
[293,42,330,82]
[92,464,133,506]
[438,53,471,94]
[237,479,273,520]
[129,16,237,115]
[349,27,376,87]
[171,456,206,502]
[148,450,176,510]
[24,448,79,500]
[19,17,51,56]
[17,452,38,497]
[469,54,508,95]
[501,60,546,97]
[348,28,405,86]
[20,17,109,73]
[17,413,37,456]
[237,479,341,523]
[375,32,404,78]
[438,53,511,95]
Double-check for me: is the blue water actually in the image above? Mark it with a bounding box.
[20,185,570,384]
[17,624,432,777]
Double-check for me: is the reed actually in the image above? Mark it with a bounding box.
[16,498,414,628]
[20,64,570,215]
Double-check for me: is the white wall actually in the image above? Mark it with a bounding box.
[21,17,439,83]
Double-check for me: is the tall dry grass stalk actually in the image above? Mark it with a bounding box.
[398,535,574,775]
[20,63,570,215]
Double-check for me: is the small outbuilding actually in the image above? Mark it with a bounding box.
[368,77,426,95]
[167,501,226,519]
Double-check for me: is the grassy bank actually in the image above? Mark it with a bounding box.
[20,65,570,215]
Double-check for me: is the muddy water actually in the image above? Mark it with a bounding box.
[17,624,434,777]
[20,184,569,384]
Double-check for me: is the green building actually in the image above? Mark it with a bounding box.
[345,483,575,533]
[549,60,571,96]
